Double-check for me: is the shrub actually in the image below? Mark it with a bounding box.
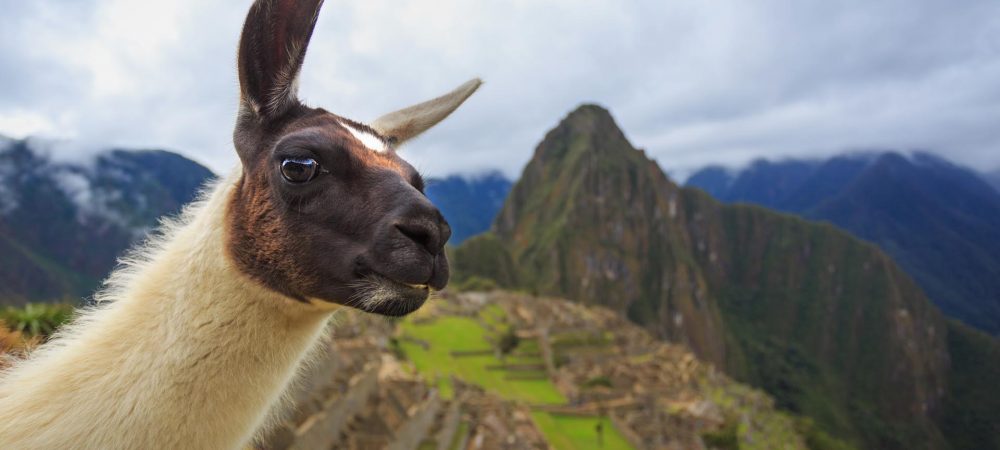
[701,420,739,450]
[0,303,74,338]
[452,275,499,292]
[388,337,407,360]
[795,418,856,450]
[497,325,520,355]
[581,375,613,389]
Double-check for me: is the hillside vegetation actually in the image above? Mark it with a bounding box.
[686,153,1000,335]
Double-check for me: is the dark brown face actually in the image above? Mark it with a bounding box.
[229,109,450,316]
[228,0,476,316]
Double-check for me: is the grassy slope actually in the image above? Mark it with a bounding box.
[530,413,632,450]
[399,316,564,403]
[397,310,637,449]
[0,232,98,304]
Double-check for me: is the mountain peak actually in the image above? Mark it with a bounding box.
[533,103,635,163]
[495,104,667,242]
[558,103,621,136]
[565,103,614,120]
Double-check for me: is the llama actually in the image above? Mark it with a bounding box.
[0,0,480,448]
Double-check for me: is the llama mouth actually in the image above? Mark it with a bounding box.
[345,273,430,317]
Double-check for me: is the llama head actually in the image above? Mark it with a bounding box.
[228,0,480,316]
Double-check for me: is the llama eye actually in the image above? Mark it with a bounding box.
[280,158,320,183]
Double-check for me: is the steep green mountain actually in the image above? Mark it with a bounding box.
[0,137,215,304]
[686,154,1000,335]
[453,105,997,449]
[938,320,1000,450]
[424,171,512,244]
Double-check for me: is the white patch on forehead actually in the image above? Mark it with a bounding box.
[341,121,388,154]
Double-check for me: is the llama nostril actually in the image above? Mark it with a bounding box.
[395,221,442,255]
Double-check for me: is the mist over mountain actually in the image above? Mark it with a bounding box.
[686,153,1000,336]
[425,172,512,245]
[454,104,999,449]
[984,169,1000,193]
[0,136,214,304]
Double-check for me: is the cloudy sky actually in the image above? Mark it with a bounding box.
[2,0,999,179]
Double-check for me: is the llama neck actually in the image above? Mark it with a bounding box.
[0,173,337,450]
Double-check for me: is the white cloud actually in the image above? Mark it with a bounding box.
[1,0,999,178]
[0,111,56,138]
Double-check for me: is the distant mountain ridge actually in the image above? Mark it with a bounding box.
[0,135,509,301]
[453,104,999,449]
[686,153,1000,335]
[0,136,215,304]
[425,171,512,245]
[984,168,1000,193]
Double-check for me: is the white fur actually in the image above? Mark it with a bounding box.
[0,170,338,450]
[341,121,388,153]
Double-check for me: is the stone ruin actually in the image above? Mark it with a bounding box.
[254,291,806,450]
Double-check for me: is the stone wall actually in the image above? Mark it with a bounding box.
[288,363,380,450]
[386,394,441,450]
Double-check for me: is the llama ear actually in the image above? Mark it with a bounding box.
[371,78,482,146]
[237,0,325,119]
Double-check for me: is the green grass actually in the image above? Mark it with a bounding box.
[503,353,546,365]
[480,303,507,329]
[514,337,541,354]
[399,313,636,449]
[530,413,633,450]
[398,315,565,404]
